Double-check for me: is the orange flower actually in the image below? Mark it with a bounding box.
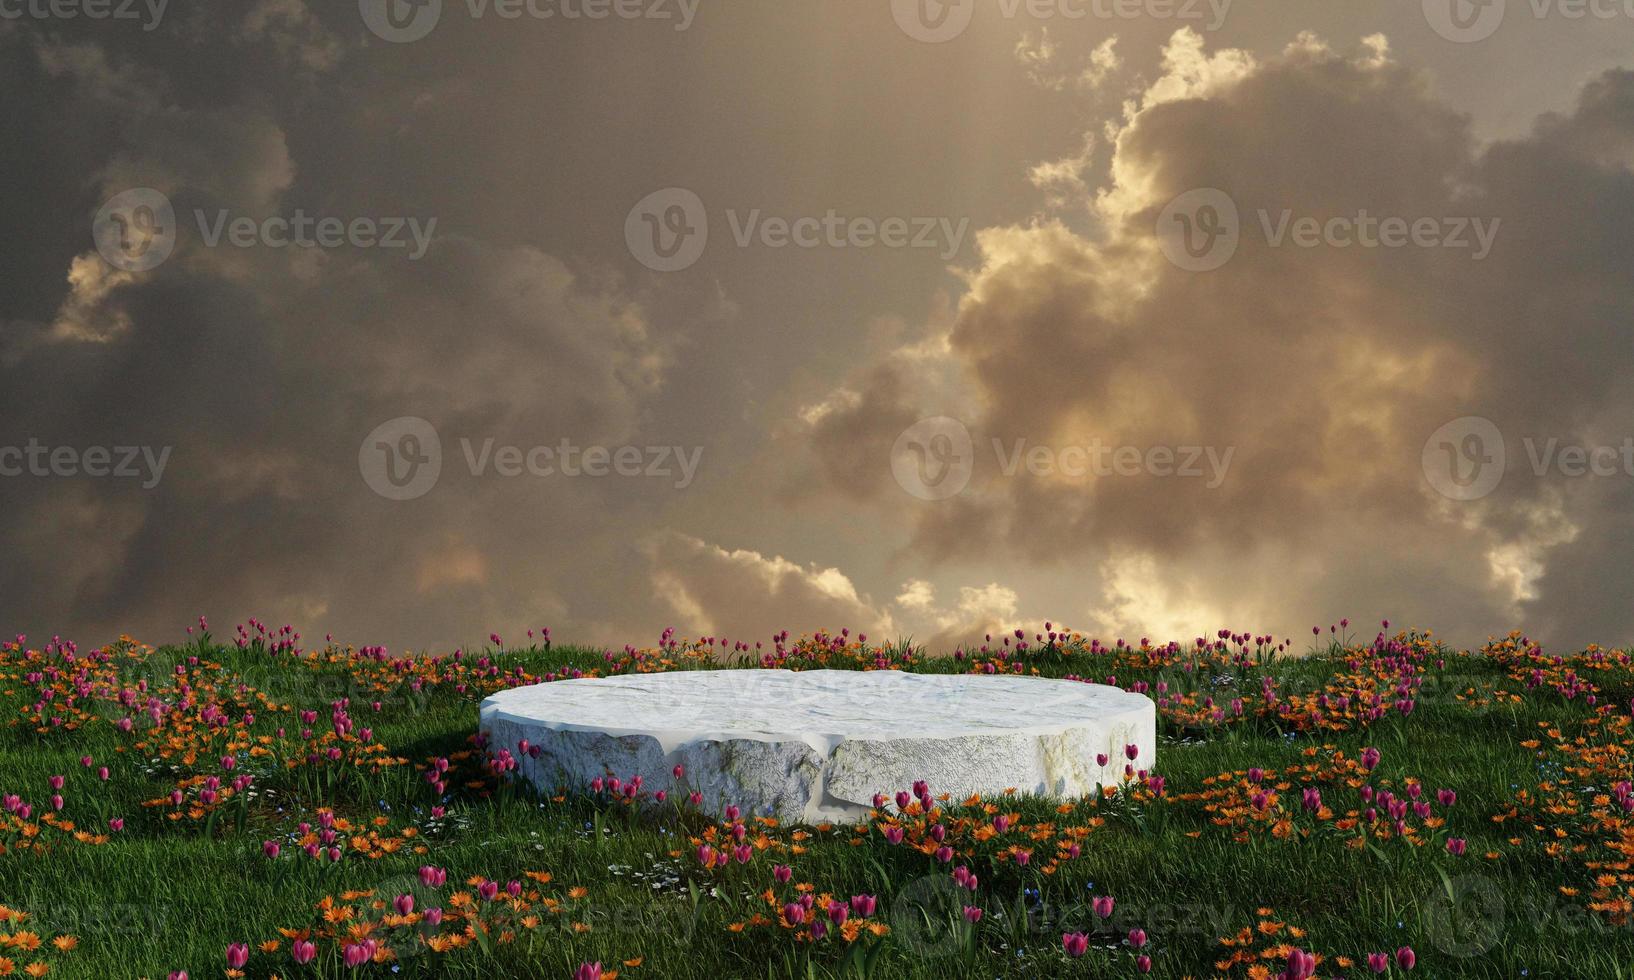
[49,936,75,952]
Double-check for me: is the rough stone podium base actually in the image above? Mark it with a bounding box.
[479,669,1155,824]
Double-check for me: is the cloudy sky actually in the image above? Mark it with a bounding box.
[4,0,1634,653]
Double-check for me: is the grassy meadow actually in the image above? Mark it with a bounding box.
[0,622,1630,978]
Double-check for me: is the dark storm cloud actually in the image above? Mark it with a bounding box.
[7,6,1634,653]
[800,31,1634,648]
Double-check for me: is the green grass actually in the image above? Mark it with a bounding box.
[0,628,1631,978]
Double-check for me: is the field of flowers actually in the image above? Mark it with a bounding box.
[0,619,1631,978]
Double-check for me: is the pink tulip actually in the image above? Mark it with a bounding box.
[1361,746,1381,771]
[292,940,317,964]
[774,864,793,883]
[784,902,806,925]
[1093,895,1115,919]
[1128,928,1147,948]
[850,894,877,917]
[1063,932,1089,957]
[1396,946,1416,970]
[1137,954,1152,972]
[1283,948,1316,980]
[574,964,604,980]
[394,893,414,916]
[226,944,249,969]
[1368,952,1390,973]
[343,941,375,967]
[424,908,443,926]
[963,905,983,923]
[419,865,446,887]
[1446,838,1467,855]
